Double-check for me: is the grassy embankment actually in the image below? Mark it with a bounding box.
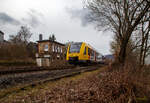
[0,67,104,103]
[0,64,150,103]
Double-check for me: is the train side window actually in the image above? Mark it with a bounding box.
[92,51,94,56]
[88,48,90,55]
[84,47,86,55]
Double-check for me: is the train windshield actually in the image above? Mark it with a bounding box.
[69,43,82,53]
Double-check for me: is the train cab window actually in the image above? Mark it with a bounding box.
[84,47,87,55]
[69,42,82,53]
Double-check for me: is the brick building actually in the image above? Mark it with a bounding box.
[0,30,4,42]
[36,35,66,66]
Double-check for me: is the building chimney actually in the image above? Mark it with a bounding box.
[39,34,42,41]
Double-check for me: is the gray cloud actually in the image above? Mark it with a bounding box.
[22,9,44,28]
[66,8,92,27]
[0,12,20,25]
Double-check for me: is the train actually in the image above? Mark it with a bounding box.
[66,42,103,64]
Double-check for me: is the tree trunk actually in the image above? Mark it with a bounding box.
[118,39,128,64]
[139,29,145,66]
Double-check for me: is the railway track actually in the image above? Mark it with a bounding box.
[0,65,74,75]
[0,64,103,99]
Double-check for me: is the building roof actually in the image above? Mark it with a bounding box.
[0,30,4,35]
[37,40,65,46]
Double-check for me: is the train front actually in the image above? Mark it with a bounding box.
[66,42,82,64]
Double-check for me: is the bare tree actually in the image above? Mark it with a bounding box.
[142,20,150,65]
[110,35,137,62]
[18,26,32,43]
[9,34,22,44]
[8,26,34,60]
[86,0,150,64]
[9,26,32,44]
[133,14,150,66]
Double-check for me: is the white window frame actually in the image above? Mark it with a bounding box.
[44,44,49,51]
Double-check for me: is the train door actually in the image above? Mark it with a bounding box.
[94,52,97,61]
[88,48,91,60]
[88,48,94,61]
[83,46,88,60]
[91,50,95,61]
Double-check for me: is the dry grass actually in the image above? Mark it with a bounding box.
[0,68,101,103]
[0,64,150,103]
[44,64,150,103]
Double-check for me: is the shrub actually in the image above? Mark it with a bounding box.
[0,60,36,66]
[45,63,150,103]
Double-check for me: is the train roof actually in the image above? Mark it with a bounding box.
[85,43,99,53]
[70,42,100,54]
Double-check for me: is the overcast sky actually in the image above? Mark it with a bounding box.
[0,0,113,55]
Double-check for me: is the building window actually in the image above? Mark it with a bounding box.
[55,45,57,52]
[58,46,61,53]
[52,44,55,52]
[59,46,61,53]
[57,46,59,53]
[61,47,63,53]
[44,44,49,51]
